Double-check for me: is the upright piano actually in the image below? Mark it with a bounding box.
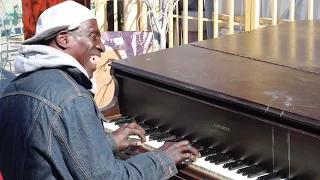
[101,20,320,180]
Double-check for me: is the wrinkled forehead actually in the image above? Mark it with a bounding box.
[78,19,100,33]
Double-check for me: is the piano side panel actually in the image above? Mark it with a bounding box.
[116,73,320,179]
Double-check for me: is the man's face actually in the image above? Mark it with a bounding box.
[69,19,105,78]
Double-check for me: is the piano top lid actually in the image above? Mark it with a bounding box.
[110,20,320,128]
[192,20,320,74]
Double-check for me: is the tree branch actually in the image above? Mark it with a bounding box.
[143,0,179,50]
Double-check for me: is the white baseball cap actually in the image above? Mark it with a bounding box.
[23,1,96,45]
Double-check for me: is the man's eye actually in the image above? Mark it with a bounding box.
[90,34,100,41]
[91,34,97,40]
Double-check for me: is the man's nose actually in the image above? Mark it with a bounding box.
[97,38,106,53]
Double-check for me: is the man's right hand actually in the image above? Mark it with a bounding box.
[159,140,201,164]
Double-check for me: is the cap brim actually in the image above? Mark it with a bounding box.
[22,25,69,45]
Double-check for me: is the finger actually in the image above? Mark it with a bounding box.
[174,140,190,148]
[163,142,174,147]
[128,139,142,147]
[180,145,201,158]
[158,142,173,151]
[127,122,146,135]
[116,123,129,131]
[120,123,132,129]
[181,153,197,162]
[130,128,146,142]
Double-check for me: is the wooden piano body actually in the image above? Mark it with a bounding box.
[101,20,320,179]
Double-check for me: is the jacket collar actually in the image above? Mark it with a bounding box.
[14,66,93,90]
[59,66,92,90]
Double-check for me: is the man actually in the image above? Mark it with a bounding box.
[0,1,200,179]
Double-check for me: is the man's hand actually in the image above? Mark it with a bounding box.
[159,140,201,164]
[112,122,146,151]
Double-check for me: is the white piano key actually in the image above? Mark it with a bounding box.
[193,158,250,180]
[104,121,162,148]
[192,158,288,180]
[103,121,286,180]
[142,139,164,149]
[103,121,119,132]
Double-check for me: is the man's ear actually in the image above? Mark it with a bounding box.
[55,31,70,50]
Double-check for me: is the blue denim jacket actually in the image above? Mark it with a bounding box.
[0,67,177,179]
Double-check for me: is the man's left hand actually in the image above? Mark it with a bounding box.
[112,122,146,151]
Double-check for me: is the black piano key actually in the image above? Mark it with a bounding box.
[150,132,170,140]
[214,156,234,165]
[115,118,135,125]
[145,128,156,133]
[205,156,212,161]
[205,153,221,161]
[209,154,230,164]
[206,153,225,162]
[149,132,168,138]
[199,148,217,157]
[166,137,184,142]
[257,172,282,180]
[157,135,176,142]
[223,160,248,170]
[249,173,269,179]
[145,129,161,136]
[245,167,266,178]
[136,122,148,128]
[147,131,162,137]
[136,123,151,130]
[190,142,204,150]
[142,126,151,131]
[236,165,258,174]
[208,153,226,162]
[108,116,128,123]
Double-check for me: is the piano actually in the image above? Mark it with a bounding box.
[100,20,320,180]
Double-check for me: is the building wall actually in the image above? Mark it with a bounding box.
[21,0,90,40]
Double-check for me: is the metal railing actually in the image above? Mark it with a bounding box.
[91,0,319,48]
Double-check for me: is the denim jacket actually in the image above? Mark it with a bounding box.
[0,66,177,179]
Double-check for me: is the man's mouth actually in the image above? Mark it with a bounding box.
[89,55,101,66]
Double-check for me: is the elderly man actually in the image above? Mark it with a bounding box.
[0,1,200,179]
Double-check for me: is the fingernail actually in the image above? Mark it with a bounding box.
[198,152,201,157]
[136,141,141,146]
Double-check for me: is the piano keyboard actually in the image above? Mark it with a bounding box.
[103,117,287,180]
